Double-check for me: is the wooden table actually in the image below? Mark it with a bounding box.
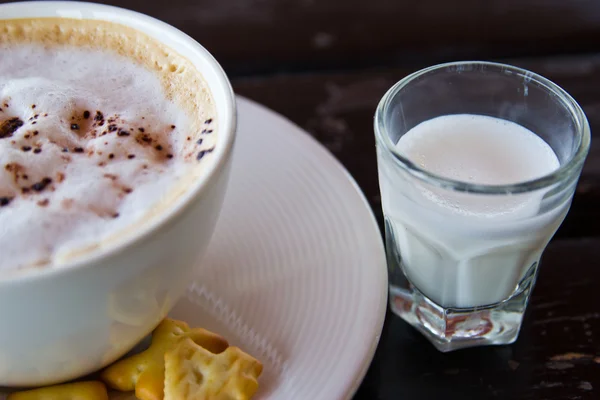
[4,0,599,398]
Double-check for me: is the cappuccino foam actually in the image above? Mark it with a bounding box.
[0,18,218,271]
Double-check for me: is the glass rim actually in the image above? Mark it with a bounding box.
[374,61,591,195]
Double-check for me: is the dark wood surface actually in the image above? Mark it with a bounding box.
[2,0,599,398]
[31,0,600,76]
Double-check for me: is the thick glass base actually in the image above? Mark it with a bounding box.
[384,217,541,352]
[389,282,533,352]
[389,257,539,352]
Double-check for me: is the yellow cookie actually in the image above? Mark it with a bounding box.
[101,318,228,400]
[164,337,263,400]
[7,381,108,400]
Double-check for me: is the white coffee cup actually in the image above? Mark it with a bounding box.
[0,1,236,386]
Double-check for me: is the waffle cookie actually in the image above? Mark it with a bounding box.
[164,337,263,400]
[101,318,229,400]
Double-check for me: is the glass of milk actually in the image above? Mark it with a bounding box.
[375,61,590,352]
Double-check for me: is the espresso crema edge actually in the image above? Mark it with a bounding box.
[0,17,215,134]
[0,18,220,267]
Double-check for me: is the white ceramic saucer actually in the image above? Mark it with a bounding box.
[2,96,388,400]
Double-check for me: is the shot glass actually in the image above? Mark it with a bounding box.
[374,61,590,352]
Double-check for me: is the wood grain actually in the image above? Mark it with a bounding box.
[3,0,600,75]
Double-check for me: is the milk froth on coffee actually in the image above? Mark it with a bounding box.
[0,18,218,271]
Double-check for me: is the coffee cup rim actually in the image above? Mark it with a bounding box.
[0,1,237,283]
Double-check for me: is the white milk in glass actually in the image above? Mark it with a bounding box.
[382,114,569,309]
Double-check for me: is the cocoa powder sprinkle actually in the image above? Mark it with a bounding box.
[31,177,52,192]
[196,148,214,161]
[0,117,24,139]
[0,197,12,207]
